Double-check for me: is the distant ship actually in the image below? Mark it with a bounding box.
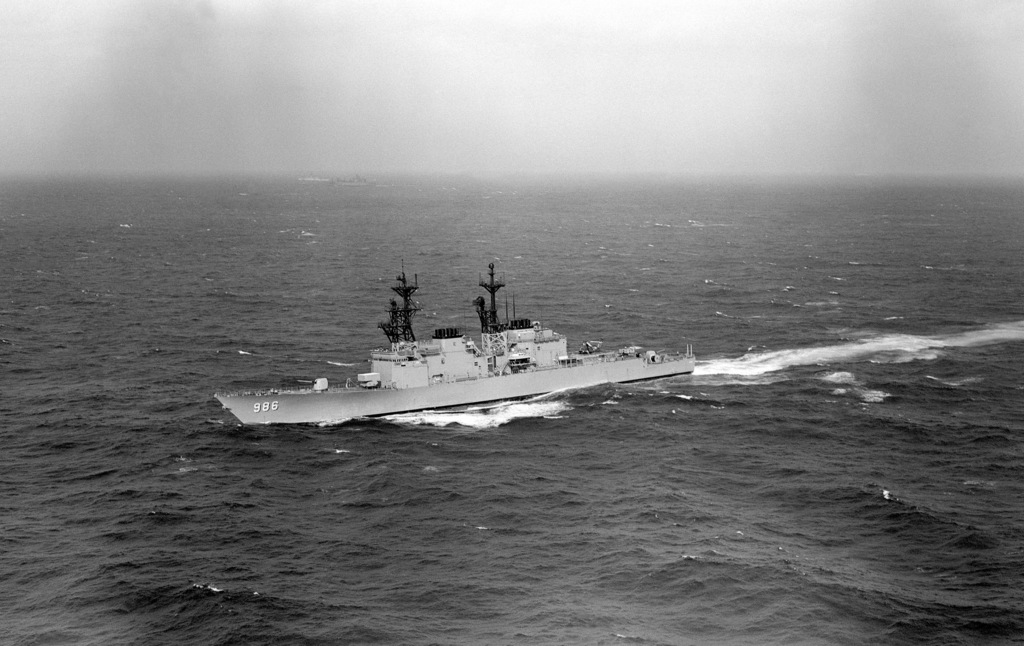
[215,264,695,425]
[296,175,372,186]
[336,175,372,186]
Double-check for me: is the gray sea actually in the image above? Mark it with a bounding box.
[2,175,1023,645]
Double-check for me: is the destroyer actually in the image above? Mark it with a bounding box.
[215,264,695,424]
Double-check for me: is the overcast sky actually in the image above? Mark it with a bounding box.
[2,0,1022,177]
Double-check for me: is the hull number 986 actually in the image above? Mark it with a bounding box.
[254,401,279,413]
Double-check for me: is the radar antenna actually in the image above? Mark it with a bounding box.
[379,267,420,343]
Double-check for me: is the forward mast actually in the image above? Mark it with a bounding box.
[378,269,419,344]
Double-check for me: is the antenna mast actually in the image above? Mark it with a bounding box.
[379,268,420,343]
[474,262,505,332]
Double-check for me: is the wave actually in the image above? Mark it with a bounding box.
[925,375,983,387]
[694,320,1024,379]
[821,371,857,384]
[819,371,890,402]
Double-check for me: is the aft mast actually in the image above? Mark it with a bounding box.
[473,262,511,360]
[474,262,506,333]
[379,267,420,343]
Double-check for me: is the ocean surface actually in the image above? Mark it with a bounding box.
[2,175,1023,645]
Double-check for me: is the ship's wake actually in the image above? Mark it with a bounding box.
[692,320,1024,384]
[384,399,570,429]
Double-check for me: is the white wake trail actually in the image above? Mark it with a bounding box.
[694,320,1024,378]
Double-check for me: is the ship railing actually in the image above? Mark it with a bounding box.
[477,349,692,378]
[228,388,284,397]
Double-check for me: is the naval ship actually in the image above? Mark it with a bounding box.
[215,264,695,425]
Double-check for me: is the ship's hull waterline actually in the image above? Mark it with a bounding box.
[217,354,694,425]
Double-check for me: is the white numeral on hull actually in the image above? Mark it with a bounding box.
[254,401,279,413]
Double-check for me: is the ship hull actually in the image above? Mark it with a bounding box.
[216,355,694,425]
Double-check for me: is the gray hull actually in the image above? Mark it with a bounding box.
[216,354,694,425]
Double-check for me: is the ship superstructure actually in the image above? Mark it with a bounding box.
[215,263,695,425]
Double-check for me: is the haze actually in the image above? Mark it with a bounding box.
[2,0,1022,177]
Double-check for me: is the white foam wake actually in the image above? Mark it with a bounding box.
[694,320,1024,379]
[385,400,570,429]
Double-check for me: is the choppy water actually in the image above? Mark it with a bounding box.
[2,176,1023,645]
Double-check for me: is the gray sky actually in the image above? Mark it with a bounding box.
[2,0,1022,177]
